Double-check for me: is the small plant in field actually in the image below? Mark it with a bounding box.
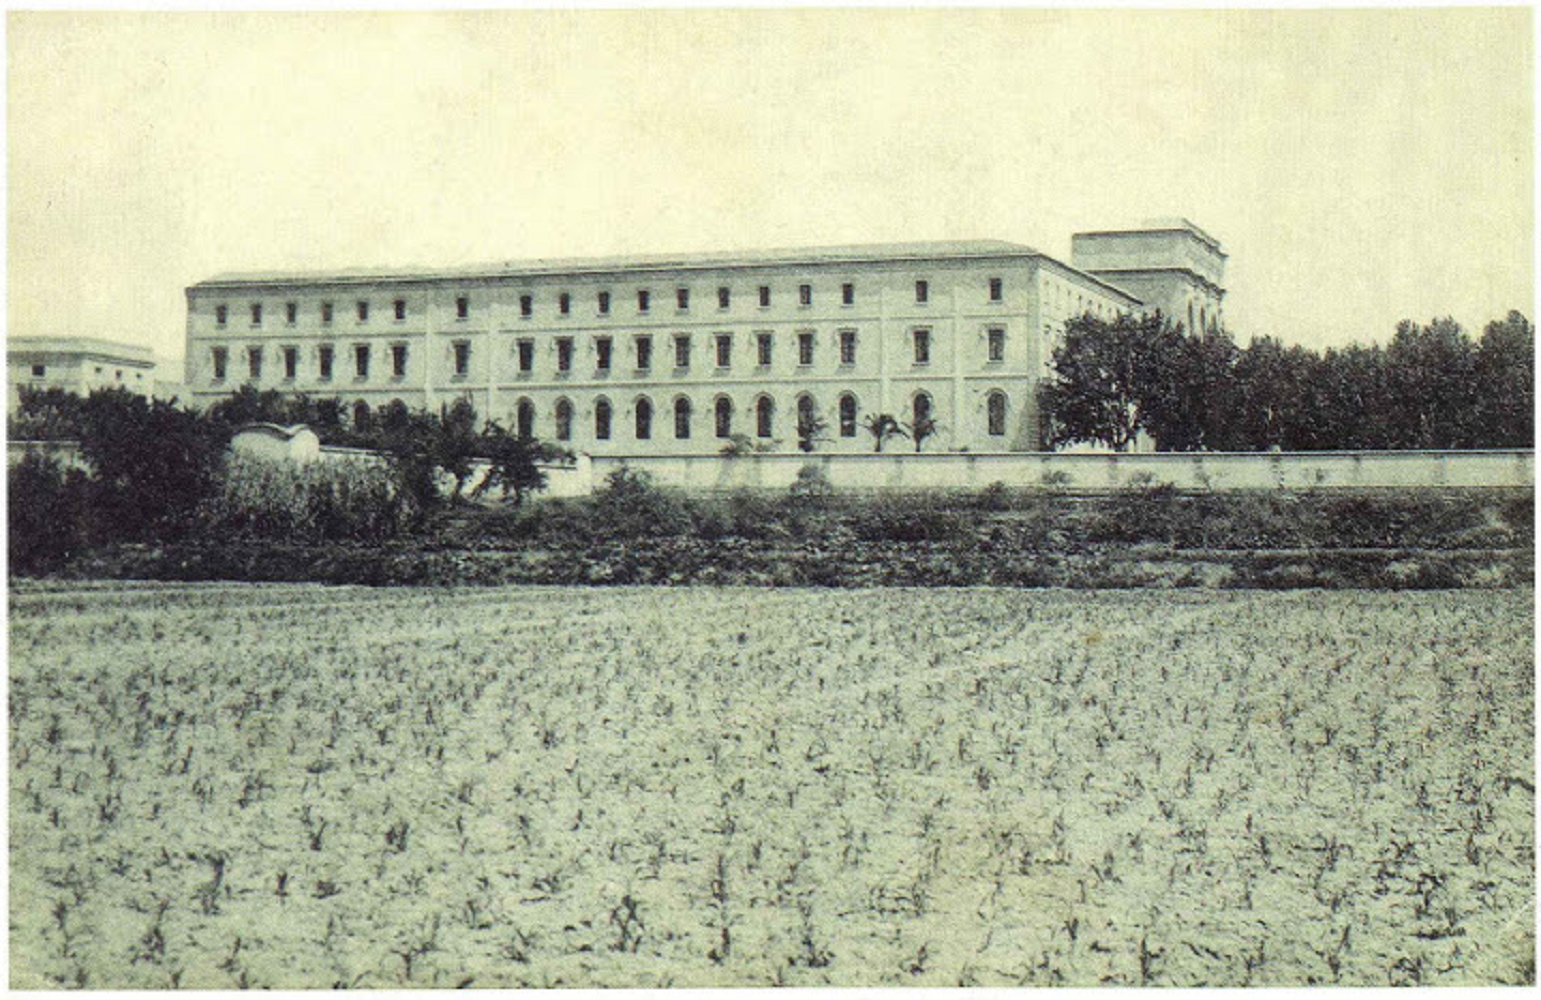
[609,893,645,953]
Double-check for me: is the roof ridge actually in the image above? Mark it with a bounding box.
[193,239,1043,287]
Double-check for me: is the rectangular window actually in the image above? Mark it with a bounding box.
[842,283,854,306]
[839,330,857,365]
[677,288,689,310]
[636,335,653,370]
[212,347,228,380]
[715,333,732,368]
[517,339,534,373]
[557,337,573,372]
[674,334,690,369]
[248,347,263,379]
[915,280,929,304]
[456,296,469,320]
[598,290,611,314]
[321,302,333,324]
[286,302,298,325]
[988,327,1006,362]
[718,287,730,309]
[392,343,408,378]
[251,303,263,326]
[30,363,45,378]
[637,290,650,313]
[357,301,369,322]
[913,328,931,364]
[989,277,1003,302]
[798,331,815,366]
[354,344,370,378]
[394,299,406,321]
[520,294,533,317]
[757,332,773,366]
[759,285,771,307]
[318,345,334,381]
[559,292,571,315]
[595,336,612,371]
[454,341,471,377]
[215,304,228,327]
[799,284,812,306]
[284,346,298,380]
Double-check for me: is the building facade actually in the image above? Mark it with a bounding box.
[1070,219,1227,336]
[7,336,163,413]
[184,223,1224,453]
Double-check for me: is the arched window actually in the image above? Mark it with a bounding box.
[516,399,535,439]
[838,393,858,438]
[595,398,612,440]
[913,392,932,427]
[1187,302,1196,335]
[353,400,372,430]
[987,390,1007,437]
[635,397,653,440]
[756,396,774,439]
[674,397,692,439]
[554,398,573,442]
[714,397,733,439]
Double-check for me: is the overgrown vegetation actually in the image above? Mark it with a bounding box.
[1041,310,1534,451]
[8,386,566,574]
[49,475,1534,589]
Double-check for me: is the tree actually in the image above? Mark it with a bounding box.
[1383,317,1478,448]
[9,386,88,441]
[74,387,228,540]
[1040,312,1178,451]
[473,421,572,506]
[1473,310,1533,447]
[1141,324,1239,452]
[903,415,939,453]
[862,413,907,453]
[1230,337,1316,450]
[796,408,830,454]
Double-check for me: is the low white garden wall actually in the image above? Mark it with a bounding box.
[578,449,1534,494]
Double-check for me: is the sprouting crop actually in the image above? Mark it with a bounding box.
[8,583,1534,987]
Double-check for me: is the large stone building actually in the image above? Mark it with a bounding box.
[184,221,1224,453]
[7,336,166,413]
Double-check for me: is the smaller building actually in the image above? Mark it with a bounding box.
[7,336,161,412]
[228,423,323,464]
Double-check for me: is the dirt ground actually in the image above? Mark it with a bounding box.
[9,583,1534,987]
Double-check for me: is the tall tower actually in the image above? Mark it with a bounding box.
[1070,219,1226,333]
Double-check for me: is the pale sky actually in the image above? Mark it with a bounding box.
[7,9,1534,365]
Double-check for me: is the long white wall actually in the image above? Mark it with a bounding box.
[563,449,1534,494]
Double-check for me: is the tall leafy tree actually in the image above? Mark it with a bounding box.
[1040,312,1178,451]
[1383,317,1478,448]
[1230,337,1315,450]
[1472,310,1534,447]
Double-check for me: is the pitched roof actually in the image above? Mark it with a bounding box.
[192,240,1043,288]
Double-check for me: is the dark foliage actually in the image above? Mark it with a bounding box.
[1043,311,1534,452]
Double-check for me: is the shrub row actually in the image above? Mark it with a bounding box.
[66,536,1531,590]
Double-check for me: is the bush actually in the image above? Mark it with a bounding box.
[847,493,968,543]
[197,454,420,543]
[591,467,692,539]
[8,452,94,575]
[1089,480,1181,543]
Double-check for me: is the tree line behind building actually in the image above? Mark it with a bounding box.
[1042,310,1533,452]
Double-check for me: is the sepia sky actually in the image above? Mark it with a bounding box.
[7,8,1534,366]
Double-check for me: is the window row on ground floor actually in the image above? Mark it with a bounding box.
[335,389,1017,445]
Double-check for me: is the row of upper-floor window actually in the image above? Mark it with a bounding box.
[208,327,1012,382]
[207,276,1012,328]
[501,388,1011,443]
